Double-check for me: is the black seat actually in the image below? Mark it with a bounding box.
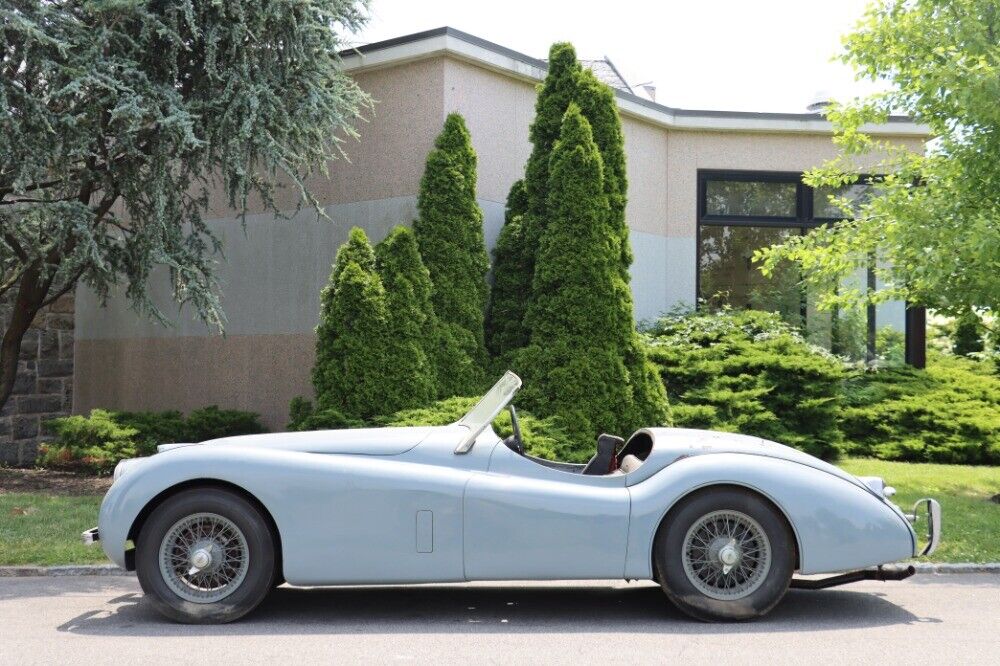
[582,433,624,475]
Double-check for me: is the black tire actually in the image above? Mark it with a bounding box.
[135,487,276,623]
[654,486,795,622]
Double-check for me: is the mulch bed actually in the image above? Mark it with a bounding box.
[0,468,112,495]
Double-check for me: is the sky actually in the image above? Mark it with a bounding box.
[349,0,888,113]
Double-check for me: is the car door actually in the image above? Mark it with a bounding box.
[462,443,630,580]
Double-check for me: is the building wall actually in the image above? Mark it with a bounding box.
[71,53,925,433]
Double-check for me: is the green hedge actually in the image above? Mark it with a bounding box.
[645,308,845,460]
[39,406,266,472]
[841,352,1000,464]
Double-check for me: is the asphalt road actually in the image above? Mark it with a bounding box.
[1,574,998,665]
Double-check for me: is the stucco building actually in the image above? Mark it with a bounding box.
[3,27,929,457]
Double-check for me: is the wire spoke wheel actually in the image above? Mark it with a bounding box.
[681,509,771,601]
[158,512,250,604]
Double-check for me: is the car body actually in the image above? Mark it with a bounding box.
[86,372,940,623]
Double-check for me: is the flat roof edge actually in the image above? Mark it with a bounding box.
[341,27,929,136]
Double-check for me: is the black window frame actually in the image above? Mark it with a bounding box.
[698,169,818,227]
[695,169,829,317]
[694,168,924,367]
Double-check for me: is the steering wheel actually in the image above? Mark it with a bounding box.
[505,404,525,455]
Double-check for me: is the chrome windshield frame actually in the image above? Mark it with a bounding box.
[453,371,522,454]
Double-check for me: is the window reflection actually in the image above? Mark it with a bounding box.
[704,180,797,218]
[812,181,878,219]
[698,225,804,324]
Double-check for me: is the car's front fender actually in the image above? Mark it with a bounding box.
[96,446,303,569]
[624,453,916,578]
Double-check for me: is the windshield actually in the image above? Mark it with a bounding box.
[454,371,522,453]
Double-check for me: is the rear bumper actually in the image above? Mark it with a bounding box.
[81,527,99,546]
[907,498,941,556]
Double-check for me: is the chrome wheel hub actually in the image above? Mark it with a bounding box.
[158,513,250,604]
[681,510,771,600]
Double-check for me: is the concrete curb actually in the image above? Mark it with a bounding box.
[0,564,131,577]
[1,563,999,578]
[911,563,1000,574]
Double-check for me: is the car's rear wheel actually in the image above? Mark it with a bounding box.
[135,488,275,623]
[654,487,795,621]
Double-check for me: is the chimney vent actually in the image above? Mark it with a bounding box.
[807,89,833,113]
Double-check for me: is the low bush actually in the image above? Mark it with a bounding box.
[841,352,1000,464]
[287,397,365,431]
[39,406,267,472]
[181,406,267,442]
[644,308,845,460]
[37,410,138,474]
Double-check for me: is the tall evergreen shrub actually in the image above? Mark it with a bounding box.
[491,43,639,362]
[952,309,984,357]
[295,227,422,425]
[375,226,437,407]
[485,180,531,361]
[575,68,631,271]
[413,113,490,395]
[518,105,669,445]
[489,44,584,358]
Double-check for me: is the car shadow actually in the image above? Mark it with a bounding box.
[55,582,935,636]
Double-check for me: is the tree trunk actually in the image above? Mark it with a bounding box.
[0,267,49,411]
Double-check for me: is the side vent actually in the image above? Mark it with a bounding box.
[416,510,433,553]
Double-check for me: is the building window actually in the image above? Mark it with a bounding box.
[703,178,798,219]
[696,169,904,361]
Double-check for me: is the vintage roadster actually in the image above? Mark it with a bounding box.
[84,372,940,623]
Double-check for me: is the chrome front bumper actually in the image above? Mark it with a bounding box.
[906,498,941,556]
[81,527,99,546]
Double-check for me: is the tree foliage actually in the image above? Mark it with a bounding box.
[375,226,437,407]
[492,43,639,362]
[294,226,445,428]
[413,113,489,395]
[484,180,530,360]
[0,0,372,409]
[518,105,669,445]
[952,309,984,357]
[757,0,1000,321]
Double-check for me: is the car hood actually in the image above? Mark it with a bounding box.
[632,428,870,493]
[159,426,441,456]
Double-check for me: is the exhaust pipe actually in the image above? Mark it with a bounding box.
[790,565,916,590]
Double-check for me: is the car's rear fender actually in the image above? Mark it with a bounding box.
[624,453,915,578]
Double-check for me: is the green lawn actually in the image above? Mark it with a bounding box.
[841,458,1000,563]
[0,458,997,566]
[0,494,107,566]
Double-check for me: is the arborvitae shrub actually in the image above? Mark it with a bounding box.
[375,226,437,409]
[485,180,531,362]
[575,68,631,271]
[518,105,669,448]
[952,309,984,357]
[413,113,489,396]
[645,308,845,460]
[309,228,395,421]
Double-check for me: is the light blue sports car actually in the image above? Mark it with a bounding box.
[84,372,940,623]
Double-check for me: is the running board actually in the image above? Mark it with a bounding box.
[790,565,916,590]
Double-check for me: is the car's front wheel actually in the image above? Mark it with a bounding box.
[654,486,795,622]
[135,487,276,623]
